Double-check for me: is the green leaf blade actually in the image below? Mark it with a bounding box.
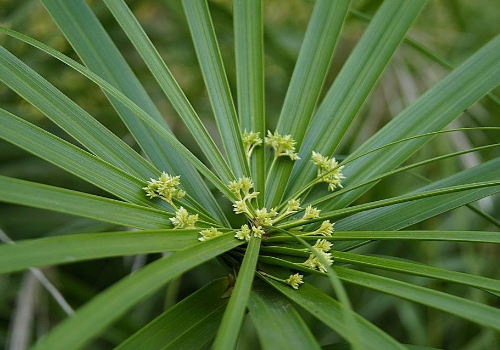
[213,237,261,350]
[0,230,201,274]
[249,280,321,350]
[182,0,249,178]
[115,278,230,350]
[266,0,350,207]
[234,0,265,201]
[31,235,242,350]
[289,0,427,195]
[0,176,172,229]
[101,0,235,184]
[40,0,227,222]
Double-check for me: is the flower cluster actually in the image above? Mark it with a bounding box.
[301,205,321,220]
[311,151,345,191]
[234,224,265,242]
[302,238,334,272]
[285,273,304,289]
[170,207,198,229]
[265,131,300,161]
[143,172,186,208]
[229,177,259,217]
[199,227,224,242]
[242,131,262,159]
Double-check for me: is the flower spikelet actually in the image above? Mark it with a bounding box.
[313,220,334,237]
[285,273,304,289]
[235,224,252,242]
[252,226,265,238]
[302,205,321,220]
[170,207,198,229]
[255,207,278,226]
[143,172,186,204]
[199,227,223,242]
[242,131,262,159]
[265,131,300,161]
[311,151,345,191]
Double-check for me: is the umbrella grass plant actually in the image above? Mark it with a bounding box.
[1,0,500,349]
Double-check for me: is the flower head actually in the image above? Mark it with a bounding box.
[265,131,300,161]
[303,251,333,272]
[242,131,262,159]
[252,226,265,238]
[311,151,345,191]
[285,273,304,289]
[233,200,250,215]
[170,207,198,229]
[313,239,333,252]
[302,205,321,220]
[314,220,334,237]
[199,227,223,242]
[143,172,186,205]
[255,207,278,226]
[234,224,252,242]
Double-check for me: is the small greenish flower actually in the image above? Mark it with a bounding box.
[311,151,345,191]
[313,239,333,252]
[252,226,265,238]
[229,177,259,217]
[313,220,334,236]
[303,251,333,272]
[234,224,252,242]
[242,130,262,159]
[170,207,198,229]
[143,172,186,208]
[285,273,304,289]
[265,130,300,161]
[233,200,249,215]
[255,207,278,226]
[302,205,321,220]
[286,199,301,213]
[199,227,223,242]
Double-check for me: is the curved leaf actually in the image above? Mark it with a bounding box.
[31,235,242,350]
[0,230,201,274]
[0,176,172,229]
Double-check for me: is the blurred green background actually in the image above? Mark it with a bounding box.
[0,0,499,349]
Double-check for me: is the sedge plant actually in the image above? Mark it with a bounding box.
[1,0,500,349]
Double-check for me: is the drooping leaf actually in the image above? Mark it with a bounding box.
[261,267,405,350]
[335,267,500,332]
[0,176,172,229]
[0,230,202,274]
[31,235,242,350]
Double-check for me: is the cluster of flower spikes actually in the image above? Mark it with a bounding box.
[143,131,345,290]
[311,151,345,191]
[143,172,198,229]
